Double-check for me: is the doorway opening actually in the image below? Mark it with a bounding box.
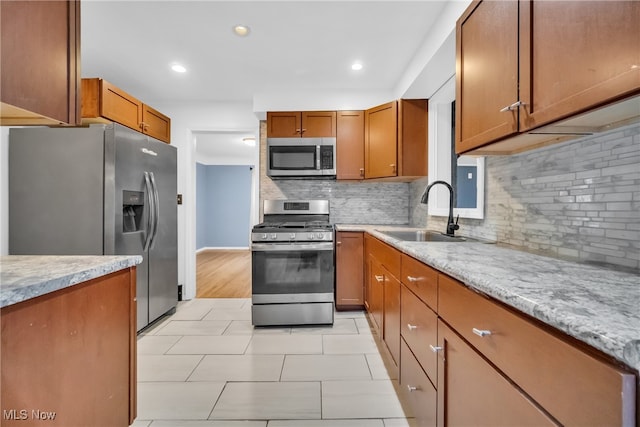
[194,130,258,298]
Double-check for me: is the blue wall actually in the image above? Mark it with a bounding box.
[196,164,252,249]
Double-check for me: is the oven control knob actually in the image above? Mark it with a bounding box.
[261,233,268,240]
[308,233,315,240]
[316,233,324,240]
[290,233,296,240]
[270,233,277,240]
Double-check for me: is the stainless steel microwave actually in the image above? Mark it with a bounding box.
[267,137,336,178]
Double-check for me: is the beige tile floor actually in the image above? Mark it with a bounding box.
[132,298,417,427]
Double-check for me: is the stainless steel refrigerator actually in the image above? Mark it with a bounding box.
[9,123,178,331]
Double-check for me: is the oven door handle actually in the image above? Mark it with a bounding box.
[251,242,334,252]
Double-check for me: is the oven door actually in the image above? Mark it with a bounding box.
[251,242,334,303]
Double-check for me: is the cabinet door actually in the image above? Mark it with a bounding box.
[437,321,557,427]
[336,111,365,179]
[383,270,401,366]
[100,79,143,133]
[365,101,398,178]
[302,111,337,137]
[142,104,171,143]
[267,112,302,137]
[0,0,80,125]
[519,1,640,131]
[401,284,438,383]
[368,257,385,334]
[455,0,519,154]
[335,232,364,308]
[400,339,437,426]
[398,99,428,177]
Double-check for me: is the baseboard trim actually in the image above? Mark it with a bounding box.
[196,246,250,253]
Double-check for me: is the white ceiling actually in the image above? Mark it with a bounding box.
[80,0,458,162]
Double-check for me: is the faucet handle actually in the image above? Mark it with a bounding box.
[448,215,460,235]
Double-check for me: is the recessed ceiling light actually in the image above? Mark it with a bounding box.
[242,137,256,146]
[171,64,187,73]
[351,62,363,71]
[233,25,251,37]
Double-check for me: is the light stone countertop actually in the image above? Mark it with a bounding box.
[336,224,640,373]
[0,255,143,308]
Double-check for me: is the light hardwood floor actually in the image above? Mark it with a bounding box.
[196,249,251,298]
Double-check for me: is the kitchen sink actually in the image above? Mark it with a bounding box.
[376,229,469,242]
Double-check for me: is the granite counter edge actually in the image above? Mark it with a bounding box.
[0,256,143,308]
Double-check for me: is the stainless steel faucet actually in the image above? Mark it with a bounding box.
[420,180,459,236]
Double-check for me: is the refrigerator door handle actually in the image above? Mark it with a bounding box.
[149,171,161,249]
[143,171,156,252]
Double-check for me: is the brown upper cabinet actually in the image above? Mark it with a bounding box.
[0,0,80,126]
[267,111,337,137]
[336,111,365,180]
[82,78,172,144]
[364,99,428,180]
[456,0,640,155]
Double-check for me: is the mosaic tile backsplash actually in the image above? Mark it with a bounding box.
[412,123,640,270]
[260,121,639,269]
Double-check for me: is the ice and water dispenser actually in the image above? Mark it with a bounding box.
[122,190,145,233]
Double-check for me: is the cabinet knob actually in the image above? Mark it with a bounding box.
[374,275,384,283]
[390,164,396,173]
[407,275,420,283]
[407,385,420,392]
[336,242,342,246]
[429,345,443,353]
[359,168,365,177]
[407,323,418,331]
[472,328,492,337]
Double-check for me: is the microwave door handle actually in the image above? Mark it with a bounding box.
[316,145,321,170]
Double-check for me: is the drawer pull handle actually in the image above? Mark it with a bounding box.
[407,385,420,392]
[407,323,418,331]
[429,345,443,353]
[407,276,420,283]
[499,100,525,112]
[374,275,384,283]
[472,328,492,337]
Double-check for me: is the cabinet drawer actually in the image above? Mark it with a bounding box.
[400,284,437,384]
[400,339,437,426]
[366,235,400,278]
[438,273,636,426]
[401,254,438,310]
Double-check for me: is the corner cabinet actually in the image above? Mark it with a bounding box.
[364,99,428,180]
[456,0,640,155]
[336,111,365,180]
[335,231,364,309]
[266,111,336,137]
[82,78,171,144]
[0,0,80,125]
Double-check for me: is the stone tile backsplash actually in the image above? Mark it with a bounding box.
[260,120,639,270]
[259,121,410,224]
[411,123,640,270]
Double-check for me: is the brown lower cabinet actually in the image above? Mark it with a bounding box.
[0,268,137,427]
[335,231,364,309]
[437,320,557,427]
[364,235,402,371]
[363,234,637,426]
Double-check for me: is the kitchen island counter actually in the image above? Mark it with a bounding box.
[336,224,640,373]
[0,255,142,308]
[1,255,140,426]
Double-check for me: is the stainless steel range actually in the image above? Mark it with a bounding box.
[251,200,334,326]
